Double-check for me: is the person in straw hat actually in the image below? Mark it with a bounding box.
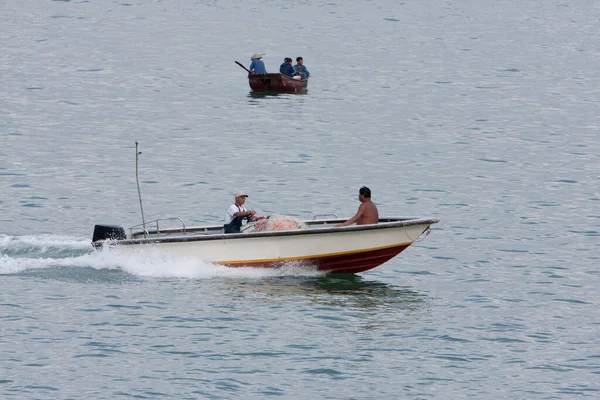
[249,53,267,74]
[224,191,257,233]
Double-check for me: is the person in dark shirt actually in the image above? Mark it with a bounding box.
[293,57,310,80]
[279,57,294,76]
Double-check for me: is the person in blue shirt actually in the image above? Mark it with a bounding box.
[279,57,294,76]
[293,57,310,80]
[249,54,267,74]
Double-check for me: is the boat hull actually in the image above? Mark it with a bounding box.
[248,73,308,93]
[228,242,412,274]
[94,218,438,274]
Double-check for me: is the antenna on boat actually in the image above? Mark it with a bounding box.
[135,140,147,238]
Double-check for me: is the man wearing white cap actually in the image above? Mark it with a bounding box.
[249,53,267,74]
[224,191,257,233]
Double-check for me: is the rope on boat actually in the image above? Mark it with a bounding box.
[403,219,434,243]
[414,227,432,243]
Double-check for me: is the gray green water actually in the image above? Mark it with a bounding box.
[1,0,599,398]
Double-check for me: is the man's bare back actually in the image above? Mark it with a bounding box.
[356,199,379,225]
[336,186,379,227]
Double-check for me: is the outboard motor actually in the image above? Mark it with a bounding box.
[92,224,126,243]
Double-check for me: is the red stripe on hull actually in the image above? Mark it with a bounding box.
[223,243,412,274]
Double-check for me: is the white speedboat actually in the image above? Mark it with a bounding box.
[92,142,439,274]
[91,216,439,274]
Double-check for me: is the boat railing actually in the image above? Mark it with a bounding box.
[128,217,186,238]
[312,213,338,220]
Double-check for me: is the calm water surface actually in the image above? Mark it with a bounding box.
[1,0,599,398]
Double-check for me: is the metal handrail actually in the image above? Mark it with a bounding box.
[312,213,338,220]
[128,217,186,238]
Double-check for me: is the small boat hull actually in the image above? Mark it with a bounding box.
[248,73,308,93]
[92,218,438,274]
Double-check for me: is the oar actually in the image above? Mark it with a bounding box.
[235,61,251,74]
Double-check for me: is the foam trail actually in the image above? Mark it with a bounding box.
[0,234,92,257]
[0,234,326,279]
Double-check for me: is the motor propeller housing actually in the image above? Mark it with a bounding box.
[92,224,126,243]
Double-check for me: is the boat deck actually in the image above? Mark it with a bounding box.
[127,217,435,241]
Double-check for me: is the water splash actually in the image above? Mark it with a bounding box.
[0,234,326,279]
[0,234,92,257]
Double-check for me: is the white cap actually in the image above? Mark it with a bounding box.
[235,191,248,198]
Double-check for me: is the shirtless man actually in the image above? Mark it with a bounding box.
[336,186,379,227]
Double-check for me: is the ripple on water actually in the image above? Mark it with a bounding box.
[2,1,600,398]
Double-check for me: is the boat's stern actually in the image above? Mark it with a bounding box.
[92,224,126,246]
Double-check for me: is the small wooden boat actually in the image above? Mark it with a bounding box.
[248,73,308,93]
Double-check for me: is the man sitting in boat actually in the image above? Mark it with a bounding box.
[249,54,267,74]
[336,186,379,227]
[279,57,295,77]
[224,191,257,233]
[293,57,310,80]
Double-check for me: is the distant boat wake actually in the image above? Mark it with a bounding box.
[0,234,325,279]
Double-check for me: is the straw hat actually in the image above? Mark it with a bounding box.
[251,53,262,60]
